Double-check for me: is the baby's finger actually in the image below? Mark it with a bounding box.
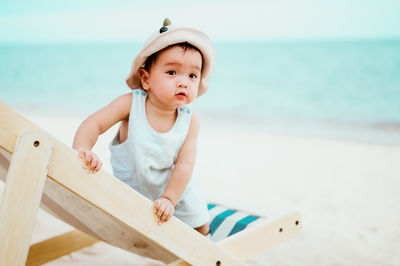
[84,153,92,168]
[90,157,98,172]
[156,202,166,219]
[160,209,171,222]
[94,160,102,172]
[153,200,161,213]
[167,211,173,221]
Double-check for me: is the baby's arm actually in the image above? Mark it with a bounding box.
[154,111,200,224]
[73,93,132,173]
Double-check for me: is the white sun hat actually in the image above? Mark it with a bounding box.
[125,18,216,97]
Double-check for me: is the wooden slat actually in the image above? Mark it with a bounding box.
[168,211,302,265]
[0,102,244,265]
[26,230,99,266]
[0,130,52,266]
[218,211,302,260]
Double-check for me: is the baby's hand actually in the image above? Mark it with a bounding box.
[76,147,102,174]
[153,197,175,224]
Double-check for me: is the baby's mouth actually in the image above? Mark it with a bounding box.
[175,91,187,98]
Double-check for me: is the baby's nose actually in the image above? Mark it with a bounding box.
[177,76,189,88]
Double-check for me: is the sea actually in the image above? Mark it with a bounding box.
[1,40,400,144]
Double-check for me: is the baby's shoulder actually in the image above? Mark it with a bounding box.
[109,93,132,118]
[112,93,132,107]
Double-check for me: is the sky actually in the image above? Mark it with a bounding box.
[0,0,399,43]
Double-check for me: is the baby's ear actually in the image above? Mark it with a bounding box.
[138,68,150,90]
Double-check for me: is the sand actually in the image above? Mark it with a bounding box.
[2,112,400,265]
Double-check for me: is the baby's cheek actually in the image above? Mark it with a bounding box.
[188,90,197,102]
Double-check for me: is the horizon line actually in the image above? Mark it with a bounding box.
[1,35,400,46]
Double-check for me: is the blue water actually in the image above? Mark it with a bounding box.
[1,40,400,143]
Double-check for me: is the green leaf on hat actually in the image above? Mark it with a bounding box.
[163,18,171,26]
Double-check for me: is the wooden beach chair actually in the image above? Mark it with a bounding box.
[0,102,302,266]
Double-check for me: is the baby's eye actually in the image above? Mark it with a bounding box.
[189,73,197,79]
[167,70,176,75]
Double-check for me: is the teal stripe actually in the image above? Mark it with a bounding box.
[207,204,216,210]
[209,210,236,235]
[228,215,259,236]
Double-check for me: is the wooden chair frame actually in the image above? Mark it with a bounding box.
[0,102,301,265]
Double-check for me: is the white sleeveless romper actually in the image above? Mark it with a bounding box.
[110,89,210,228]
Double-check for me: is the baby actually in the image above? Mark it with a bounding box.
[72,18,215,236]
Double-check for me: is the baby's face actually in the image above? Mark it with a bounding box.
[145,45,202,109]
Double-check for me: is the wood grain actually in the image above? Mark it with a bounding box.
[0,130,52,266]
[26,230,99,266]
